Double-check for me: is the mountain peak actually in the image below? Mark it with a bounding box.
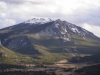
[56,19,61,21]
[24,17,53,24]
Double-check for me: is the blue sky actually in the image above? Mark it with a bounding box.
[0,0,100,37]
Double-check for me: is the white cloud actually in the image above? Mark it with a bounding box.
[0,2,7,11]
[82,23,100,37]
[0,19,16,28]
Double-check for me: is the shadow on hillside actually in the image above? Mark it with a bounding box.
[15,46,40,55]
[70,52,100,63]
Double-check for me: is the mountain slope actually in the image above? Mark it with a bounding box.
[0,44,37,65]
[0,18,100,64]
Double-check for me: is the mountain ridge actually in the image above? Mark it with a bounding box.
[1,18,99,39]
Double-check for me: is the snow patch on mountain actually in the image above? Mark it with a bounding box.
[71,27,80,33]
[55,23,59,28]
[24,18,53,24]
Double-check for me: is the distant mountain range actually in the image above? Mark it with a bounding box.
[0,18,100,64]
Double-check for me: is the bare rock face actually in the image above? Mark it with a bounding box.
[37,19,97,41]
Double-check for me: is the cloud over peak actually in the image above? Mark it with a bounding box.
[0,0,100,37]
